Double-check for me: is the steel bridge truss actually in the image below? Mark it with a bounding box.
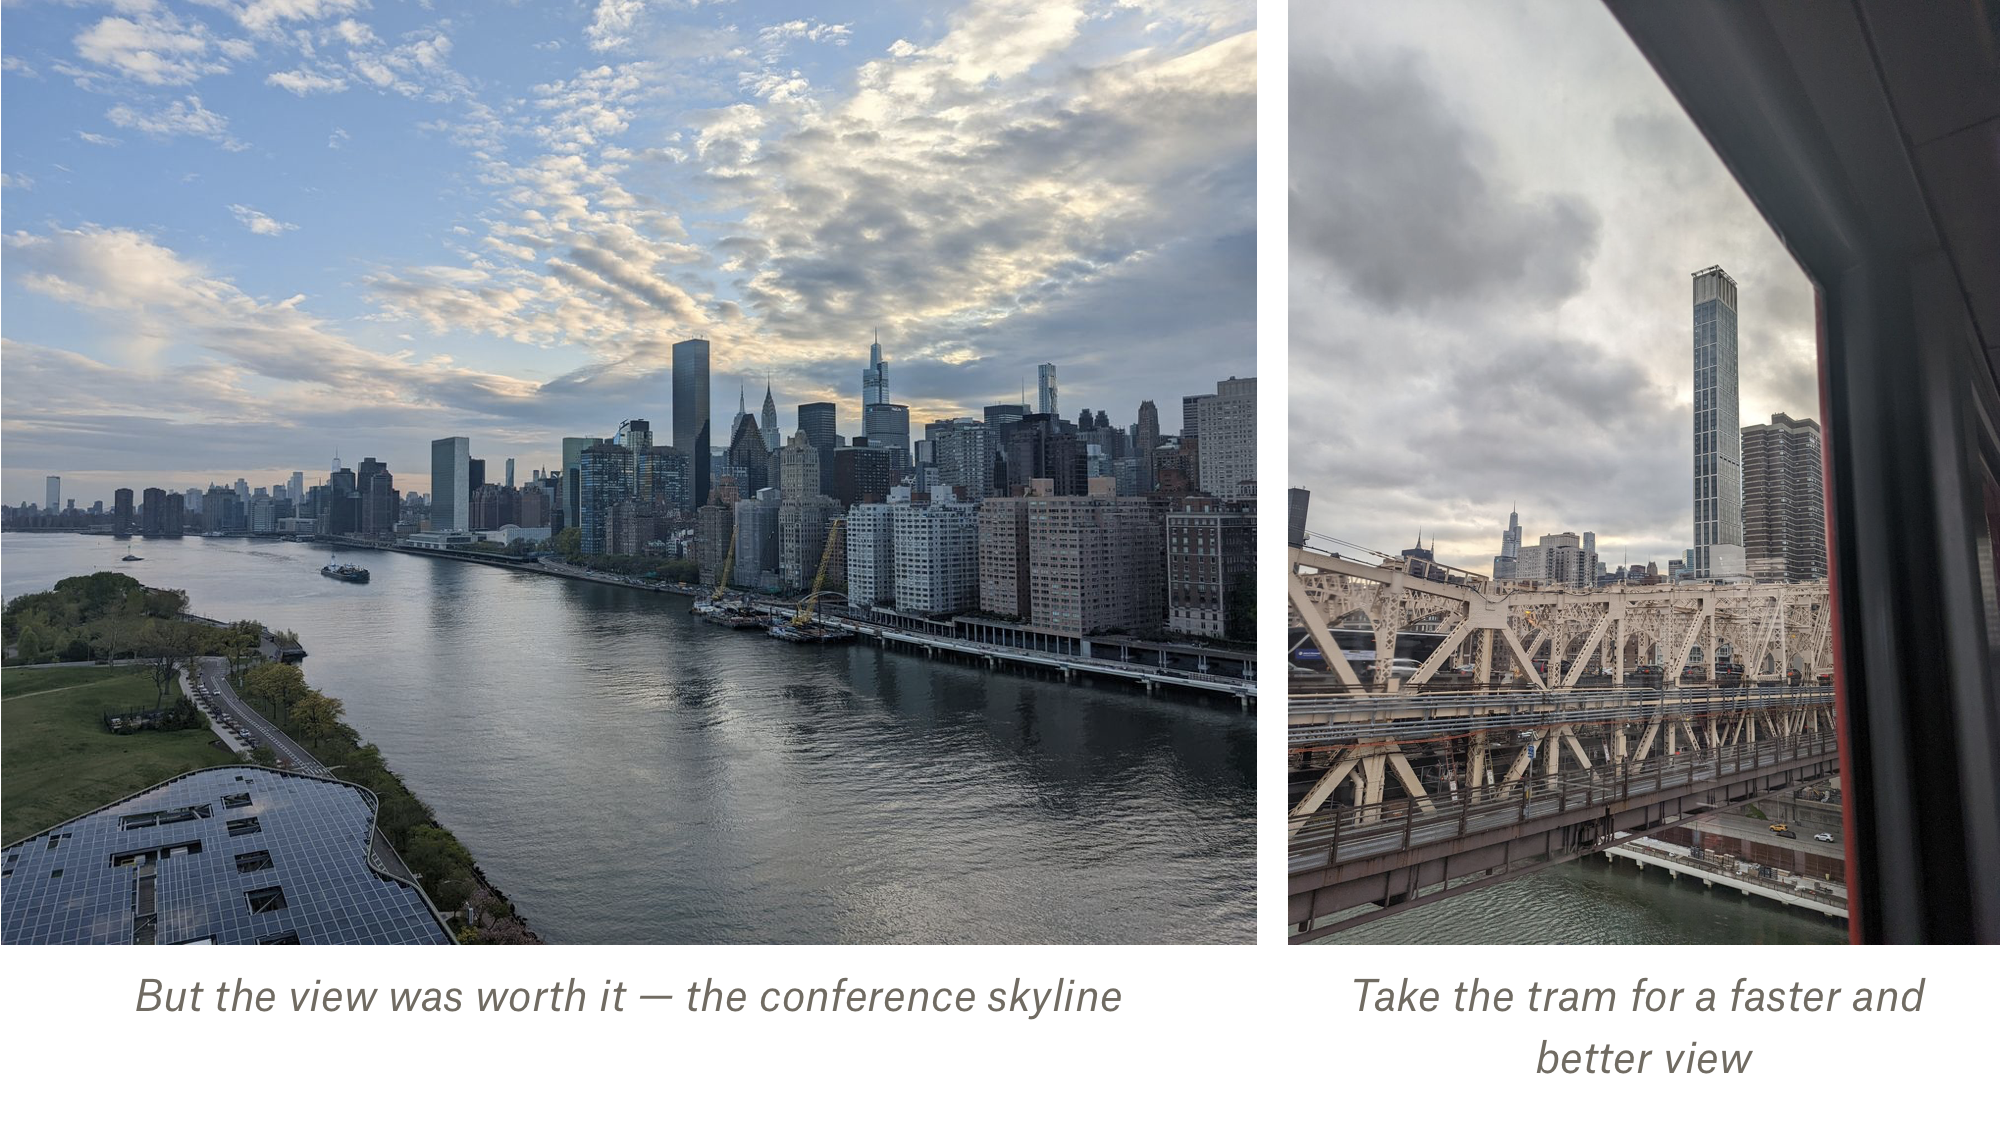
[1286,546,1840,936]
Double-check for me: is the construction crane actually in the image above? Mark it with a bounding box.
[792,516,844,626]
[712,520,739,600]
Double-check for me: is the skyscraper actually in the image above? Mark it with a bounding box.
[289,472,305,507]
[1036,363,1058,416]
[1692,265,1746,579]
[672,338,712,510]
[799,401,838,498]
[1135,400,1162,493]
[1742,412,1826,583]
[430,436,470,532]
[44,476,59,513]
[113,488,134,536]
[760,381,781,453]
[505,457,516,489]
[1493,506,1521,580]
[1195,376,1256,500]
[864,332,889,407]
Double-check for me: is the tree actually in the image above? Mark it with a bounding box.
[291,691,346,748]
[138,620,199,711]
[548,525,582,561]
[15,626,43,663]
[243,661,308,723]
[402,825,476,911]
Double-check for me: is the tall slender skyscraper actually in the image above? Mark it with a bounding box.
[864,332,889,407]
[1692,266,1746,579]
[760,379,781,453]
[44,476,58,514]
[1135,400,1161,492]
[672,338,711,509]
[1037,363,1058,416]
[1493,506,1521,581]
[430,436,470,532]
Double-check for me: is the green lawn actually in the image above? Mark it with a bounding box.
[1,665,235,843]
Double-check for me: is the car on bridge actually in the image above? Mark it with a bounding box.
[1814,832,1835,843]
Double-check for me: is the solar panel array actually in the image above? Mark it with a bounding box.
[2,767,453,945]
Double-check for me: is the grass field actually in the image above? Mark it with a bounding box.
[1,665,235,843]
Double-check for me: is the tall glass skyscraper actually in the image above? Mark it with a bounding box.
[864,332,889,407]
[1692,265,1746,579]
[672,339,711,509]
[430,436,469,532]
[1037,362,1058,416]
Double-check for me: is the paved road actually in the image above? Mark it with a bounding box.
[191,657,417,885]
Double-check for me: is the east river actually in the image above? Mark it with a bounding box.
[2,535,1255,943]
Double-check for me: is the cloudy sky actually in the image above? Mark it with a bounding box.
[1,0,1253,505]
[1290,0,1819,574]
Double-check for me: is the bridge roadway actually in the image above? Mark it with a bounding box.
[1288,728,1839,941]
[1290,684,1835,746]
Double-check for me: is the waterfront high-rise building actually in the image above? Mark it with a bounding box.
[778,494,840,591]
[1195,376,1256,500]
[1036,363,1058,416]
[357,458,396,537]
[1742,412,1826,583]
[289,471,305,507]
[559,436,593,526]
[1288,487,1310,549]
[672,338,712,511]
[732,491,781,589]
[694,502,734,587]
[864,332,890,408]
[928,417,994,499]
[430,437,470,532]
[892,501,980,615]
[1166,495,1256,639]
[1026,486,1167,636]
[113,488,134,536]
[577,441,637,556]
[44,476,59,514]
[505,457,516,489]
[978,488,1038,619]
[844,501,899,607]
[1692,265,1746,579]
[760,382,781,454]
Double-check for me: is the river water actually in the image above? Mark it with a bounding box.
[2,535,1255,943]
[1318,839,1846,944]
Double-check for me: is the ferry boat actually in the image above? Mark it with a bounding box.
[121,554,143,562]
[320,560,370,583]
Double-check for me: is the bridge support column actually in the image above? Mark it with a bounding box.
[1359,755,1387,824]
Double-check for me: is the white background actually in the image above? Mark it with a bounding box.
[3,2,1998,1117]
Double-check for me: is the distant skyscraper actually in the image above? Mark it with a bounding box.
[1036,363,1058,416]
[864,403,912,473]
[760,381,781,453]
[799,402,838,498]
[1135,401,1162,493]
[1693,265,1746,579]
[44,476,58,514]
[505,457,516,489]
[290,471,305,506]
[672,338,712,509]
[1288,487,1309,548]
[864,332,890,407]
[1742,412,1826,583]
[1493,506,1521,580]
[113,488,134,536]
[430,436,470,532]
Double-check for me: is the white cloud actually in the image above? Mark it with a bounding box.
[266,67,347,94]
[586,0,648,53]
[1,172,33,191]
[106,95,248,150]
[73,9,231,86]
[77,131,123,146]
[327,126,350,148]
[228,203,298,236]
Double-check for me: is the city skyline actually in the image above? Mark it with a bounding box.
[1289,0,1819,573]
[0,0,1255,503]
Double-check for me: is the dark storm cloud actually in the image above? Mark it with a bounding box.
[1290,49,1601,312]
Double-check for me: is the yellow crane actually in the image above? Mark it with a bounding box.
[792,516,844,626]
[712,520,739,600]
